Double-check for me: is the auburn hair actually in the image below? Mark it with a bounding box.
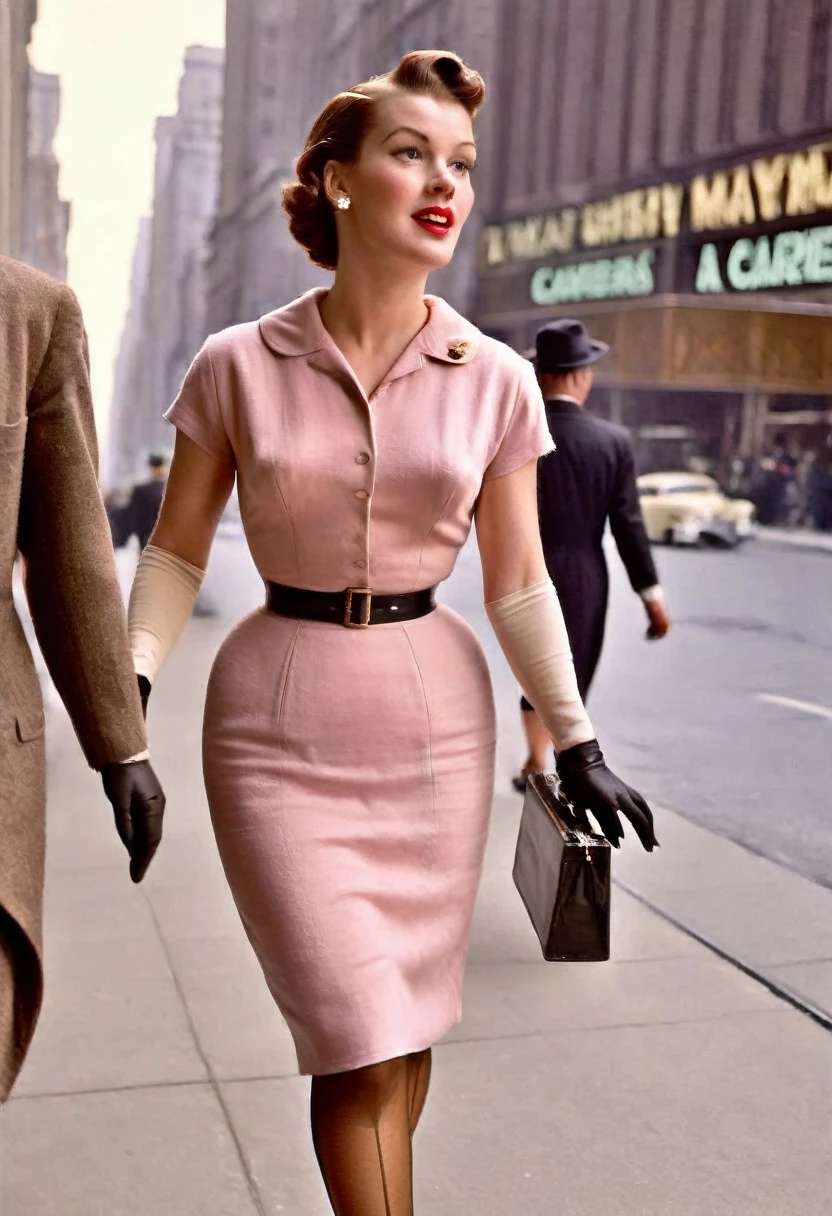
[282,50,485,271]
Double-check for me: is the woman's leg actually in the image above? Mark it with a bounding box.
[310,1056,415,1215]
[405,1047,432,1133]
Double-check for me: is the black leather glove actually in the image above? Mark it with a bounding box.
[137,674,151,721]
[556,739,658,852]
[101,759,166,883]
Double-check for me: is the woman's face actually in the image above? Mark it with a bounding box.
[328,91,477,272]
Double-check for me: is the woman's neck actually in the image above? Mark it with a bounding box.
[320,257,430,353]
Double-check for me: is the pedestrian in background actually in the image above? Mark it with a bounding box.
[123,51,657,1213]
[750,432,797,527]
[514,319,670,790]
[807,441,832,531]
[120,452,169,551]
[0,255,165,1105]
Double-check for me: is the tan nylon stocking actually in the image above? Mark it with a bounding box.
[405,1047,432,1133]
[310,1056,415,1215]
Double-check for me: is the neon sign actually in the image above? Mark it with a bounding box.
[530,250,656,305]
[695,225,832,293]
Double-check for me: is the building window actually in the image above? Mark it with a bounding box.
[650,0,672,164]
[680,0,706,156]
[717,0,743,144]
[761,0,785,134]
[806,0,832,124]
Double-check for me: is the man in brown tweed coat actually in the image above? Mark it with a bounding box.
[0,255,166,1103]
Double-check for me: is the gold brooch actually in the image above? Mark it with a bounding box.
[447,340,470,361]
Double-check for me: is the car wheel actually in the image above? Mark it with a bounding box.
[663,528,675,546]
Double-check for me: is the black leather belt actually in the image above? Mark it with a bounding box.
[266,582,437,628]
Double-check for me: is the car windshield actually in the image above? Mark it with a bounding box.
[658,483,715,495]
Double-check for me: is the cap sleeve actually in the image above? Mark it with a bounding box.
[164,342,234,465]
[484,360,554,481]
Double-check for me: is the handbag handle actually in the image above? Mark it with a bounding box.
[534,774,601,858]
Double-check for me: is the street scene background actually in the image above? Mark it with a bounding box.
[2,0,832,1212]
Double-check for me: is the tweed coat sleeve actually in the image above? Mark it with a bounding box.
[16,285,148,769]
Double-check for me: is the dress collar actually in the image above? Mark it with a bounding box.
[258,286,480,365]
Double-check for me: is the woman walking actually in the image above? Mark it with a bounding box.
[127,50,657,1214]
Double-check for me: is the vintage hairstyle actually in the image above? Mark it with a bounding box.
[282,49,485,271]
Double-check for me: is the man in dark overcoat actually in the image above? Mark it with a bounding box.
[120,452,169,551]
[514,319,670,788]
[0,255,166,1103]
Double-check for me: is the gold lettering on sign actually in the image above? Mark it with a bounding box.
[582,195,625,247]
[482,143,832,271]
[540,208,577,254]
[785,146,832,216]
[482,209,578,266]
[641,187,662,238]
[482,226,507,267]
[506,215,545,261]
[691,167,756,231]
[661,183,684,238]
[752,155,788,220]
[691,173,729,231]
[731,167,756,226]
[582,188,671,246]
[581,201,600,246]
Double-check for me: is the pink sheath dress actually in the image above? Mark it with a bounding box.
[165,289,554,1075]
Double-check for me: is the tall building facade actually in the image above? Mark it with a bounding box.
[207,0,332,331]
[0,0,37,258]
[108,217,152,485]
[206,0,500,333]
[476,0,832,473]
[110,46,224,479]
[21,69,69,279]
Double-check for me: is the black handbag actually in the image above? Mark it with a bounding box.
[513,771,612,961]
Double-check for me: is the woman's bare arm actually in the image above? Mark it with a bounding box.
[149,430,235,569]
[474,459,549,602]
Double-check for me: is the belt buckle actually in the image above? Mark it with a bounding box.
[344,586,372,628]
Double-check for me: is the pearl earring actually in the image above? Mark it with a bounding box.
[336,196,351,211]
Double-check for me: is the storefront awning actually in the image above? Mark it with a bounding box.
[536,294,832,395]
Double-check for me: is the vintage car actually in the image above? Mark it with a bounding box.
[636,472,756,547]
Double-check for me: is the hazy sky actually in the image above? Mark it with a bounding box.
[30,0,226,461]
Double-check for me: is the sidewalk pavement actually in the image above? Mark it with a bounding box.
[2,603,831,1214]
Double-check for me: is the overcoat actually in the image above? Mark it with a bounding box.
[537,398,658,698]
[0,256,147,1102]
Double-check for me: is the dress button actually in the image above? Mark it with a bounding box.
[355,452,370,465]
[355,489,370,500]
[354,559,367,569]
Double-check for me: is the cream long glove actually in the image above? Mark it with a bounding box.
[485,578,594,754]
[127,544,205,684]
[487,579,658,851]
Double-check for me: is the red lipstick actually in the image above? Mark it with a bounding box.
[411,206,455,235]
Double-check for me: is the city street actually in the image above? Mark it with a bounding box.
[576,538,832,890]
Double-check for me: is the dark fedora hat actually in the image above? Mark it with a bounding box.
[529,318,610,373]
